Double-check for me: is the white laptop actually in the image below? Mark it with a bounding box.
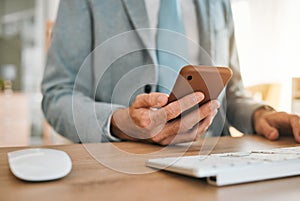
[146,146,300,186]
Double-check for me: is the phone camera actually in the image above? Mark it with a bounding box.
[187,75,193,81]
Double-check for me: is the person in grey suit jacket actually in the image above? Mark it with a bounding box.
[42,0,300,145]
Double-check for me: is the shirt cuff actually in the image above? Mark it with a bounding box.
[103,113,122,142]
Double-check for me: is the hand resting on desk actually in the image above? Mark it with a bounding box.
[110,92,220,145]
[253,107,300,143]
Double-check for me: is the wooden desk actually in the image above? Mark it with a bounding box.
[1,136,300,201]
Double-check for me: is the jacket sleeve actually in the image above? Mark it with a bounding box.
[225,0,265,134]
[41,0,124,143]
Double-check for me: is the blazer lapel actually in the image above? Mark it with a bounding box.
[122,0,158,64]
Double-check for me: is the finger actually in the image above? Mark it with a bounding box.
[157,92,205,121]
[163,101,219,135]
[193,110,218,141]
[151,109,218,145]
[130,108,152,128]
[146,99,218,143]
[132,93,168,109]
[158,128,199,145]
[290,115,300,143]
[256,119,279,141]
[177,101,220,133]
[146,117,198,144]
[130,93,167,128]
[160,113,217,145]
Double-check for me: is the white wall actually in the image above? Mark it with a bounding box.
[231,0,300,112]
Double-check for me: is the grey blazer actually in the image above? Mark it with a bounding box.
[42,0,263,143]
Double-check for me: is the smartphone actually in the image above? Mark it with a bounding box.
[168,65,233,106]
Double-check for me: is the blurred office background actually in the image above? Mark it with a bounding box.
[0,0,300,147]
[0,0,60,146]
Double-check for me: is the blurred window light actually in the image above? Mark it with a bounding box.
[231,0,300,112]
